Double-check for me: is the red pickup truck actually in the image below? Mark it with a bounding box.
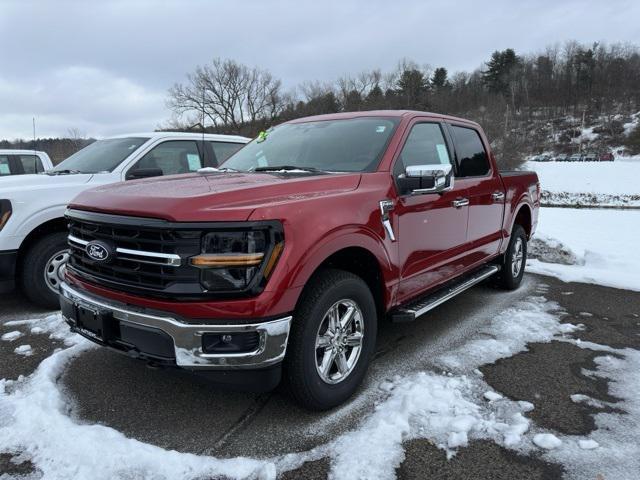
[60,111,539,410]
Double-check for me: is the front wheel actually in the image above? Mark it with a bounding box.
[497,224,527,290]
[20,231,69,309]
[285,269,377,410]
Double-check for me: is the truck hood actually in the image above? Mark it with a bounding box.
[69,172,362,222]
[0,173,95,195]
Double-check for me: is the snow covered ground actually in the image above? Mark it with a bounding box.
[526,161,640,208]
[528,207,640,291]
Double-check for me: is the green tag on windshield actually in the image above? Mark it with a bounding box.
[256,131,268,143]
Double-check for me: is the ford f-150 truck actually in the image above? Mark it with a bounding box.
[59,111,539,410]
[0,132,248,308]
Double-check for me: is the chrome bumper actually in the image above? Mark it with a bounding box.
[59,282,292,369]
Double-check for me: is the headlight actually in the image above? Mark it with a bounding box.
[0,200,12,231]
[190,223,284,293]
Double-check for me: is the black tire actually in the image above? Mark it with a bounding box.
[497,224,527,290]
[285,268,377,410]
[20,231,69,309]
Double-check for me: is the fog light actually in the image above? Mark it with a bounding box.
[202,332,260,354]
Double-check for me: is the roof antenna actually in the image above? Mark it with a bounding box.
[32,117,37,170]
[201,88,205,144]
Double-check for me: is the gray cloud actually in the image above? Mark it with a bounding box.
[1,0,639,139]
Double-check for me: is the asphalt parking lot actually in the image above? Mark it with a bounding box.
[1,273,639,479]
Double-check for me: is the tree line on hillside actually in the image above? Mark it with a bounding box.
[0,136,94,165]
[165,41,640,167]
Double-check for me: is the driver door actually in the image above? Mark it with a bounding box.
[394,121,470,304]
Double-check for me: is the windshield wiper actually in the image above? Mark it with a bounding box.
[253,165,324,173]
[46,169,83,175]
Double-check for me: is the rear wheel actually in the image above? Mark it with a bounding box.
[285,269,377,410]
[497,224,527,290]
[20,231,69,309]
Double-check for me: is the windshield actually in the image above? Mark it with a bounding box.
[54,137,148,173]
[221,117,399,173]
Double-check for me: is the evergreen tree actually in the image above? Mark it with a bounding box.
[431,67,449,89]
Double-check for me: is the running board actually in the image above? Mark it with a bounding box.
[390,265,500,323]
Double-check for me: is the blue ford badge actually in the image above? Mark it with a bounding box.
[85,241,112,263]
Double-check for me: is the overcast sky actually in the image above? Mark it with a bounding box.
[1,0,639,139]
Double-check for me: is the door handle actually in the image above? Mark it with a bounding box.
[452,198,469,208]
[492,191,505,202]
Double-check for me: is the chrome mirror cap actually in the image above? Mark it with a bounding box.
[403,164,454,194]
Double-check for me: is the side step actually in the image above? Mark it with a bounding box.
[390,265,500,323]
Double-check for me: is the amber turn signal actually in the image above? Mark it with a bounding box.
[190,253,264,267]
[263,242,284,278]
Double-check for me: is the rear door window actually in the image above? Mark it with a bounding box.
[450,126,490,177]
[18,155,43,174]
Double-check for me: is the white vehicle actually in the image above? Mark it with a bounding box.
[0,149,53,176]
[0,132,249,308]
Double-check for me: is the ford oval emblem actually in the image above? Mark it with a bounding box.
[85,241,113,263]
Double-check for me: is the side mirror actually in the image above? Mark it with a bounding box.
[126,168,164,180]
[398,164,454,195]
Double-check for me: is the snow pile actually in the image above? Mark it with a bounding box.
[526,161,640,207]
[533,433,562,449]
[528,207,640,291]
[13,344,33,356]
[1,330,22,341]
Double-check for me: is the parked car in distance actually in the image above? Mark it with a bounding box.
[60,110,540,410]
[0,150,53,176]
[599,152,615,161]
[531,154,551,162]
[553,154,571,162]
[0,132,249,308]
[583,152,598,162]
[569,153,583,161]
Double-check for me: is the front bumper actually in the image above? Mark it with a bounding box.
[0,250,17,293]
[59,282,292,370]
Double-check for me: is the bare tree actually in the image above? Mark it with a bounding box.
[167,58,285,131]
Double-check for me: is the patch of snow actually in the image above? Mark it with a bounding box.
[528,207,640,292]
[570,394,606,409]
[578,439,599,450]
[13,345,32,356]
[533,433,562,449]
[483,391,503,401]
[1,330,22,341]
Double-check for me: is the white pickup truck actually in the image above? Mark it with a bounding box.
[0,132,249,308]
[0,150,53,176]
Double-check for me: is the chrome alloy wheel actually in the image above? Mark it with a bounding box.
[315,299,365,384]
[44,249,69,294]
[511,237,524,277]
